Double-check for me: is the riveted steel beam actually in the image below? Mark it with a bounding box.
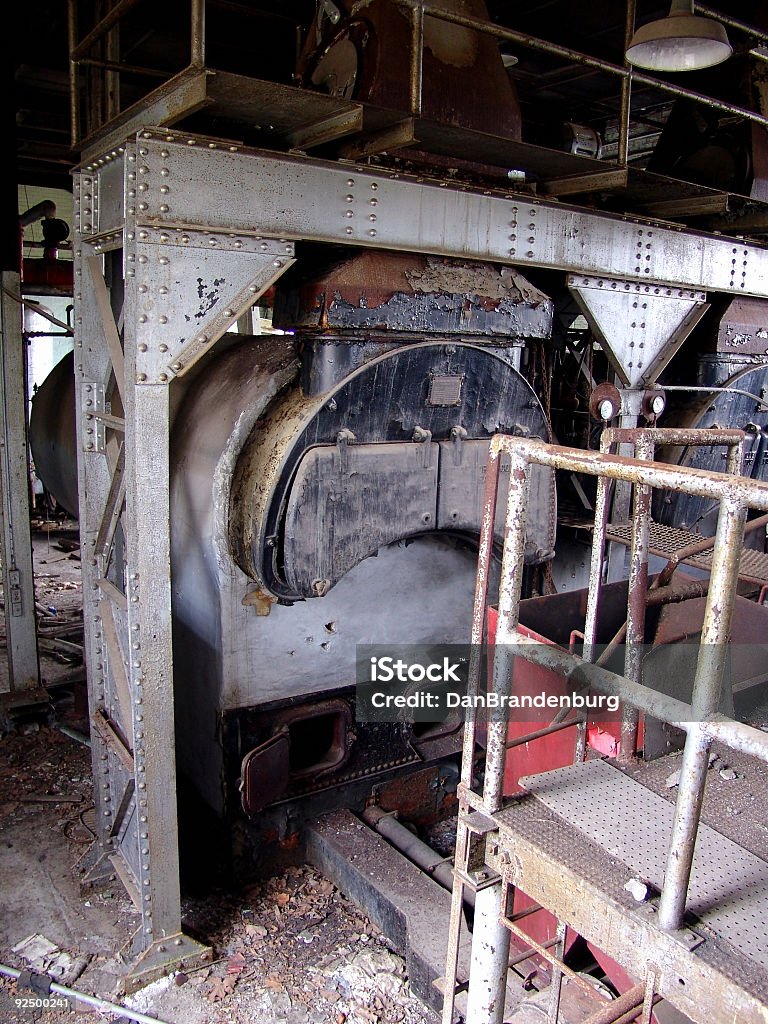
[79,128,768,300]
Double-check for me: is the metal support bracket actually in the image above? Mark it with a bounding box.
[82,382,106,452]
[568,274,709,388]
[129,233,295,382]
[122,933,212,993]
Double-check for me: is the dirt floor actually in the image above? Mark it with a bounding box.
[0,526,437,1024]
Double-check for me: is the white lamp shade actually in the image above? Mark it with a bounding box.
[626,12,732,71]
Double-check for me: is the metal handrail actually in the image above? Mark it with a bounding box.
[397,0,768,183]
[67,0,205,146]
[442,433,768,1024]
[586,427,745,756]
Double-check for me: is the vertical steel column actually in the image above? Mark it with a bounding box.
[122,380,182,941]
[190,0,206,67]
[464,448,528,1024]
[442,444,501,1024]
[618,0,636,167]
[72,177,125,888]
[73,152,211,985]
[465,881,510,1024]
[621,435,652,759]
[657,496,747,930]
[120,148,200,965]
[0,273,40,692]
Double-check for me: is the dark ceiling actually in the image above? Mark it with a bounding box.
[11,1,768,202]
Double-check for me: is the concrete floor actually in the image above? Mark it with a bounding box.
[0,528,437,1024]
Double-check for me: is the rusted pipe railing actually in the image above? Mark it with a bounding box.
[658,493,747,930]
[487,435,768,938]
[695,3,768,45]
[440,436,501,1024]
[70,0,143,61]
[618,0,636,168]
[590,429,744,710]
[441,433,768,1023]
[397,0,768,131]
[190,0,206,67]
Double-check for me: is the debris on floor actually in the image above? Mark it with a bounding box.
[0,724,437,1024]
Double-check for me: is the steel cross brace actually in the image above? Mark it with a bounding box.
[74,137,296,983]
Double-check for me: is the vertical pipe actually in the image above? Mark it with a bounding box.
[621,436,652,760]
[583,434,615,662]
[484,450,529,814]
[0,274,40,692]
[546,919,567,1022]
[67,0,81,147]
[618,0,636,166]
[190,0,206,67]
[725,434,744,476]
[464,444,501,785]
[440,821,471,1024]
[410,2,424,116]
[658,496,747,930]
[441,443,501,1024]
[105,21,120,123]
[465,880,510,1024]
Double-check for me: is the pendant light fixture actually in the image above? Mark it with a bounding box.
[626,0,732,72]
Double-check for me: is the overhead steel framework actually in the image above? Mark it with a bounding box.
[72,126,768,986]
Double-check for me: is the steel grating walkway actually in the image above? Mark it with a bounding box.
[606,521,768,587]
[516,759,768,970]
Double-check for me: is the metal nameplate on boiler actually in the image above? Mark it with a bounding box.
[427,374,464,407]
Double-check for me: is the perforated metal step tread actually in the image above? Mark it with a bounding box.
[518,758,768,969]
[606,521,768,587]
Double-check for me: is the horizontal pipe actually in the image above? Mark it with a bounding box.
[661,384,768,413]
[601,427,744,449]
[0,963,169,1024]
[75,56,169,78]
[694,3,768,45]
[509,937,557,968]
[581,984,645,1024]
[504,717,579,749]
[503,633,768,764]
[19,201,56,227]
[362,806,474,906]
[609,999,661,1024]
[489,436,768,509]
[55,723,91,747]
[399,0,768,129]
